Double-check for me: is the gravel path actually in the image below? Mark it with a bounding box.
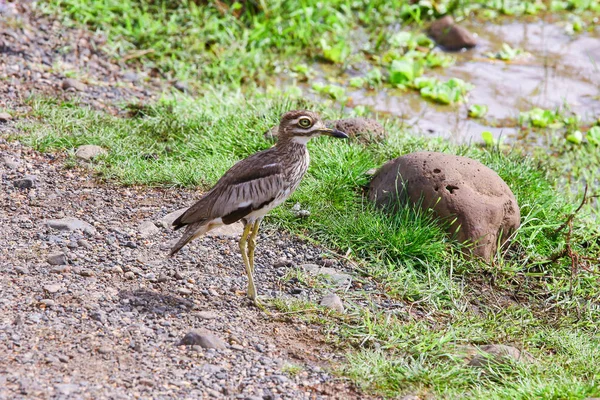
[0,139,368,399]
[0,2,372,399]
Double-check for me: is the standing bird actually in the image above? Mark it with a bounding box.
[169,110,348,303]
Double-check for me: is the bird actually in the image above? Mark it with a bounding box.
[169,110,348,304]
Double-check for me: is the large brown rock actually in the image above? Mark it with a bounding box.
[428,16,477,51]
[368,152,520,260]
[264,117,386,144]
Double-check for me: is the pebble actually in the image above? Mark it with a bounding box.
[75,144,107,160]
[0,111,12,122]
[47,252,67,265]
[13,175,37,189]
[43,284,62,294]
[61,78,86,91]
[98,346,112,355]
[320,293,344,313]
[139,220,160,237]
[178,330,227,349]
[46,217,96,235]
[195,311,218,320]
[14,266,29,274]
[177,287,193,295]
[50,265,70,273]
[39,299,55,307]
[79,269,94,277]
[124,271,135,279]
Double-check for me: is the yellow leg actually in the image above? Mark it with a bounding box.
[239,223,257,300]
[247,219,262,275]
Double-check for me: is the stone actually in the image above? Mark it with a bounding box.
[61,78,86,91]
[174,81,189,92]
[194,311,218,320]
[47,252,67,265]
[320,293,344,313]
[368,152,520,261]
[44,284,63,294]
[46,217,96,235]
[13,175,37,189]
[334,118,386,143]
[75,144,107,160]
[301,264,351,286]
[79,269,94,277]
[428,16,477,51]
[55,383,79,396]
[178,330,227,349]
[206,222,243,238]
[0,112,12,122]
[2,158,19,170]
[467,344,534,367]
[158,207,187,228]
[14,266,29,274]
[138,220,159,238]
[122,71,139,82]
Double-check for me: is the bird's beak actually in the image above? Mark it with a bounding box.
[319,128,349,139]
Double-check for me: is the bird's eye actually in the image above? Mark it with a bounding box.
[298,117,312,128]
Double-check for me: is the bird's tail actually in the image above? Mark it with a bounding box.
[169,222,207,256]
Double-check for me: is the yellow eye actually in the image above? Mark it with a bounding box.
[298,117,312,128]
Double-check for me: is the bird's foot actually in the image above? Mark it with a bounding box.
[248,295,271,314]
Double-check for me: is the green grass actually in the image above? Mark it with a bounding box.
[10,0,600,398]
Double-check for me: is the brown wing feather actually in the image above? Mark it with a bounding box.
[172,148,284,229]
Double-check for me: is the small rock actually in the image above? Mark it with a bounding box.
[138,378,154,387]
[122,71,139,82]
[178,330,227,349]
[61,78,86,91]
[98,346,112,355]
[177,287,192,295]
[44,284,63,294]
[47,252,67,265]
[195,311,218,320]
[50,265,70,274]
[138,220,160,238]
[158,208,188,228]
[334,118,387,144]
[79,269,94,277]
[14,266,28,274]
[0,112,12,122]
[111,265,124,274]
[75,144,107,161]
[39,299,55,307]
[206,222,244,238]
[46,217,96,235]
[77,239,92,249]
[468,344,534,367]
[301,264,351,286]
[174,80,188,92]
[55,383,79,396]
[13,175,37,189]
[320,293,344,313]
[124,271,135,279]
[428,15,477,51]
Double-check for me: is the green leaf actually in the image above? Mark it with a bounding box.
[389,59,415,85]
[566,130,583,144]
[349,77,365,88]
[586,126,600,146]
[468,104,488,119]
[481,131,495,146]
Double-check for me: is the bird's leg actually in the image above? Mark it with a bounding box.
[247,218,262,275]
[239,222,257,300]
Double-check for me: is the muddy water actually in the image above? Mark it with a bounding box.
[314,19,600,144]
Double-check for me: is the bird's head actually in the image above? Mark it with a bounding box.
[276,110,348,145]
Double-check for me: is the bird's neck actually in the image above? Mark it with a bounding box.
[275,136,311,149]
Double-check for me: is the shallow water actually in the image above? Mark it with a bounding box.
[301,18,600,144]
